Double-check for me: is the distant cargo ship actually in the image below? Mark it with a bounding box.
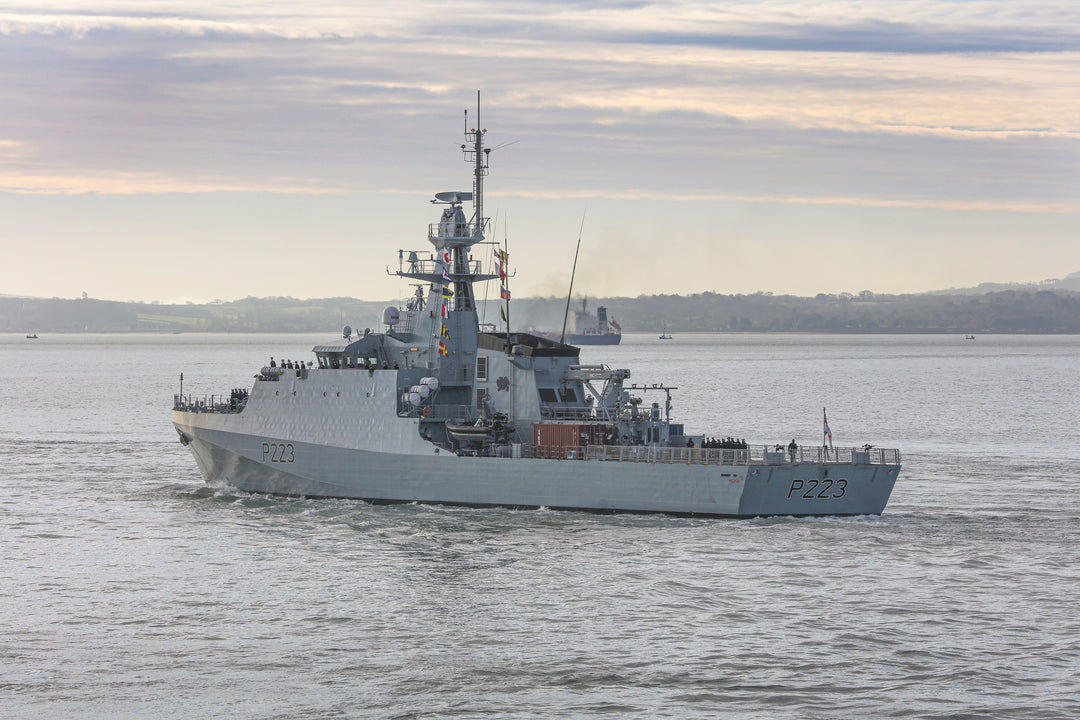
[540,299,621,346]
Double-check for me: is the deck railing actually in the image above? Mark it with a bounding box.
[173,394,246,414]
[539,405,597,421]
[573,445,900,466]
[399,403,478,422]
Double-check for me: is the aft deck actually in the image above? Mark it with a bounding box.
[583,444,900,467]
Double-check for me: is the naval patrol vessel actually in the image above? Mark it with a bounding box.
[172,110,901,517]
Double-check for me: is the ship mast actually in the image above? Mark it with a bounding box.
[390,97,502,374]
[463,91,489,239]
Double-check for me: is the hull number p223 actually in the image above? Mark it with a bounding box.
[788,477,846,499]
[262,442,295,463]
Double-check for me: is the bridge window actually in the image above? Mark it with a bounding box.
[538,388,558,403]
[476,355,488,381]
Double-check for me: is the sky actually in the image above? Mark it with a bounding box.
[1,0,1078,303]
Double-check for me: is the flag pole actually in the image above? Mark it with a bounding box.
[504,217,510,337]
[823,407,833,459]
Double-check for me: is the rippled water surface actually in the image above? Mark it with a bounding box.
[2,333,1078,719]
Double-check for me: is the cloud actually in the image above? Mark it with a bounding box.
[0,170,347,195]
[0,1,1077,301]
[488,188,1080,213]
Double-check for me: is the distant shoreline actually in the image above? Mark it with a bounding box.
[5,288,1080,334]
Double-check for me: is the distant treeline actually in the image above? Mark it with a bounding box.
[4,289,1080,334]
[591,289,1080,333]
[2,296,389,333]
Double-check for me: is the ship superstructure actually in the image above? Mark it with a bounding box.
[172,104,901,517]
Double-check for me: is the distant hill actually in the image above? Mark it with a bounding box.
[927,271,1080,295]
[5,287,1080,334]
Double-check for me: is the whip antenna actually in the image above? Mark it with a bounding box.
[560,210,587,344]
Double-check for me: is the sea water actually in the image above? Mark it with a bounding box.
[1,333,1078,719]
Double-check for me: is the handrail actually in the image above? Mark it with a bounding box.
[407,256,484,275]
[399,403,477,421]
[539,405,596,421]
[582,445,900,466]
[173,393,246,414]
[427,220,485,240]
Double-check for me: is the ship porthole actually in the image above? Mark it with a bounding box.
[336,392,340,397]
[323,391,327,397]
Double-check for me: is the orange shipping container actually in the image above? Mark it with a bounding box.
[533,423,607,459]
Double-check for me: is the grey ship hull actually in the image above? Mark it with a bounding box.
[174,420,897,516]
[171,371,898,517]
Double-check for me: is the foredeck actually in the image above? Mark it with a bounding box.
[173,394,245,413]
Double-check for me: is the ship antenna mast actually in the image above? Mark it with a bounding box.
[560,209,587,344]
[463,91,489,238]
